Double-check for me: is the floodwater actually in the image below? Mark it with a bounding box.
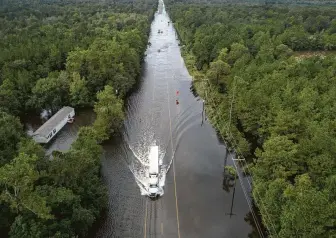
[97,1,257,236]
[26,0,260,237]
[24,108,95,155]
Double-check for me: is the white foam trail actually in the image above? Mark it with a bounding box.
[126,140,168,197]
[122,0,177,198]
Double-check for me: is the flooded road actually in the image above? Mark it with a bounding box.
[95,1,255,237]
[28,0,257,237]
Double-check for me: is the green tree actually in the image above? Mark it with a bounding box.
[280,174,335,238]
[226,42,249,66]
[253,178,289,234]
[0,1,155,237]
[254,135,300,180]
[0,111,23,166]
[274,44,293,59]
[31,71,69,112]
[0,79,22,115]
[9,215,48,238]
[206,60,231,86]
[169,4,336,237]
[93,85,124,141]
[69,72,90,107]
[0,153,52,219]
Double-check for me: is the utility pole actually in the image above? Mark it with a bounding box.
[225,76,237,218]
[226,174,237,218]
[201,99,205,126]
[201,79,208,125]
[224,147,228,168]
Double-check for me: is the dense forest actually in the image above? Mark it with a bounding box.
[0,0,156,237]
[168,2,336,237]
[169,0,336,6]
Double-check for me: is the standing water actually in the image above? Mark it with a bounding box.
[26,0,258,236]
[96,0,256,236]
[123,0,180,197]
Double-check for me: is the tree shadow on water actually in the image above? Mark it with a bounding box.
[222,172,235,193]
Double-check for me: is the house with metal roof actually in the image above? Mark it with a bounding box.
[32,106,75,144]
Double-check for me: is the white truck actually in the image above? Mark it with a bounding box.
[148,145,159,198]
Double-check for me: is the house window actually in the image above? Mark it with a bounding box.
[53,129,56,134]
[48,132,52,138]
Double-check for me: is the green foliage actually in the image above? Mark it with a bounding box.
[9,215,48,238]
[41,128,107,237]
[66,38,140,98]
[0,96,122,237]
[30,71,70,112]
[0,0,155,114]
[255,135,300,180]
[93,85,124,141]
[280,174,335,238]
[224,165,237,178]
[0,111,23,166]
[69,72,90,107]
[0,153,52,220]
[169,2,336,237]
[207,60,231,87]
[18,138,45,159]
[0,70,34,115]
[0,0,155,237]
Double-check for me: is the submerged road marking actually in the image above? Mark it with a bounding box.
[161,222,164,235]
[144,199,148,238]
[167,79,181,238]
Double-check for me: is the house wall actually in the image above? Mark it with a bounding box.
[33,135,48,143]
[34,109,75,144]
[46,115,71,143]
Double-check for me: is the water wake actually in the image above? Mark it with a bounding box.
[126,140,168,197]
[120,0,202,198]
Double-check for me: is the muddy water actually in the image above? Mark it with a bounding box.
[24,109,95,155]
[96,1,256,236]
[26,1,257,237]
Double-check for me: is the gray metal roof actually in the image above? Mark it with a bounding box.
[33,106,74,137]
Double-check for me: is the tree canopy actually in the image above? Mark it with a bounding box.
[168,2,336,237]
[0,0,155,115]
[0,0,156,236]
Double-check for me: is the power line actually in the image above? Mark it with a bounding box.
[231,156,265,238]
[199,57,282,238]
[227,132,278,238]
[221,76,278,238]
[192,28,277,238]
[223,76,266,237]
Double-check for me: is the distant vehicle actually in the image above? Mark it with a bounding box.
[148,145,159,198]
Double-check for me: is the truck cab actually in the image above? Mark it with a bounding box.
[148,177,159,198]
[148,145,159,198]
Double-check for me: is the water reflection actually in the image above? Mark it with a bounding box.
[24,108,95,154]
[22,0,261,236]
